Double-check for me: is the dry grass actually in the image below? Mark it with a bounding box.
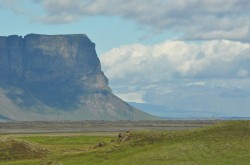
[0,137,48,161]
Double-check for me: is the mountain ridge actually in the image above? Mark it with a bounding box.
[0,34,156,121]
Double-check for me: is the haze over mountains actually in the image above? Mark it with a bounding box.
[0,34,155,121]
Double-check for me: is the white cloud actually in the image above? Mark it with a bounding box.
[39,14,78,24]
[237,69,249,78]
[41,0,250,41]
[184,81,207,87]
[2,0,249,42]
[100,40,250,84]
[1,0,30,15]
[114,91,146,103]
[100,40,250,116]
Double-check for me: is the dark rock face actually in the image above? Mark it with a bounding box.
[0,34,155,121]
[0,34,109,108]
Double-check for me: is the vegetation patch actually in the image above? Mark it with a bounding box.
[0,121,249,165]
[0,137,48,161]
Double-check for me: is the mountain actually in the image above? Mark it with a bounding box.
[0,34,156,121]
[128,102,224,119]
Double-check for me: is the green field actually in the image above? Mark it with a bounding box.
[0,121,249,165]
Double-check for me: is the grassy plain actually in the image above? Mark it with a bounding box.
[0,121,249,165]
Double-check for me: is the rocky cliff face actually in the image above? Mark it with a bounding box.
[0,34,156,121]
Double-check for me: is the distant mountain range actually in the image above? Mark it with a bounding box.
[128,102,236,119]
[0,34,156,121]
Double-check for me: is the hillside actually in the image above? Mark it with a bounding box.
[0,34,156,121]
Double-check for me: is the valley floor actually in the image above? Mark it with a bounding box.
[0,120,249,165]
[0,120,216,134]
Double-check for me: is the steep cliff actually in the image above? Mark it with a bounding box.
[0,34,156,121]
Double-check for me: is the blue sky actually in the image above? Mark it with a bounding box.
[0,0,175,54]
[1,0,250,117]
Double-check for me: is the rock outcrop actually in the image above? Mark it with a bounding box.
[0,34,156,121]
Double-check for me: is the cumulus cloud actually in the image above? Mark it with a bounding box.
[100,40,250,117]
[28,0,250,41]
[100,40,250,84]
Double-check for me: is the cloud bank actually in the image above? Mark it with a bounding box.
[39,0,250,41]
[100,40,250,84]
[1,0,250,42]
[100,40,250,116]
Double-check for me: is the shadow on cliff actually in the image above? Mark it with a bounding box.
[5,84,81,110]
